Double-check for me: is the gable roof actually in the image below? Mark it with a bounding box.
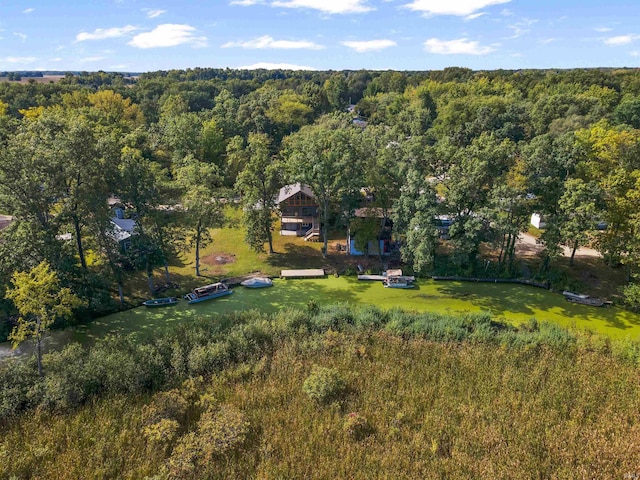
[276,183,316,204]
[109,217,137,242]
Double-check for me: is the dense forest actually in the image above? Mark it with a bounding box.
[1,67,640,336]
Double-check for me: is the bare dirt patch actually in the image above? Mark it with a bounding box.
[201,253,237,266]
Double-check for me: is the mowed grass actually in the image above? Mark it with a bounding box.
[125,207,328,299]
[62,277,640,347]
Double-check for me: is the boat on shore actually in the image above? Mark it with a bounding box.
[383,275,415,289]
[562,291,605,307]
[184,282,233,304]
[240,277,273,288]
[143,297,179,308]
[369,268,416,289]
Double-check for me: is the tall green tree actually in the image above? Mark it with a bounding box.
[235,133,283,254]
[284,115,362,258]
[176,156,225,276]
[6,261,82,376]
[558,178,603,266]
[393,166,440,273]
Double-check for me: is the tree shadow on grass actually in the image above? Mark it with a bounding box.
[266,243,325,269]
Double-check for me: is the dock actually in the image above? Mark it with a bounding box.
[357,274,386,281]
[281,269,325,279]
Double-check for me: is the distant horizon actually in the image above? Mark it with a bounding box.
[1,1,639,72]
[1,66,640,76]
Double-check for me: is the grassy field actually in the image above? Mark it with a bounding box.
[64,277,640,346]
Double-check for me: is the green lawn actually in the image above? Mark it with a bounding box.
[66,277,640,345]
[125,207,329,299]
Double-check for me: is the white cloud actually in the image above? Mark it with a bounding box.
[464,12,486,21]
[341,39,397,52]
[230,0,264,4]
[144,9,167,18]
[76,25,137,42]
[631,51,640,57]
[594,27,613,33]
[604,34,640,46]
[2,56,37,64]
[238,62,317,70]
[128,24,207,48]
[404,0,510,17]
[505,18,537,39]
[424,37,496,55]
[539,37,556,44]
[14,32,27,41]
[270,0,373,14]
[23,8,34,14]
[222,35,325,49]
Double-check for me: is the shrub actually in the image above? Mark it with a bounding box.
[143,389,189,424]
[143,418,180,447]
[342,412,372,441]
[187,342,230,376]
[166,404,249,479]
[302,365,346,404]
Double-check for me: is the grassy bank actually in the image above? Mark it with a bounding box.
[1,306,639,479]
[71,277,640,343]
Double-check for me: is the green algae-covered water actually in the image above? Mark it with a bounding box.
[2,277,639,359]
[71,277,640,341]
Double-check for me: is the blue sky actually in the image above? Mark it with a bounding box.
[1,0,640,72]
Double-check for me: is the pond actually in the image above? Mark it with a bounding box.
[2,277,640,359]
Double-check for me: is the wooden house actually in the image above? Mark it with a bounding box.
[276,183,320,241]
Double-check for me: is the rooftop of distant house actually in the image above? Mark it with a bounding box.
[0,214,13,231]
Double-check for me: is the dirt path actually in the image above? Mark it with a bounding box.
[516,233,601,258]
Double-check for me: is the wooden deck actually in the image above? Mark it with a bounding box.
[357,274,386,281]
[281,269,325,279]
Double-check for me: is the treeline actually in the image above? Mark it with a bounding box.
[1,67,640,329]
[1,305,640,478]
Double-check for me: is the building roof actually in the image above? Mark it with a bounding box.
[276,183,316,204]
[109,217,137,242]
[0,214,13,231]
[353,207,387,219]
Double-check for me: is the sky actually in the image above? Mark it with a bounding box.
[1,0,640,72]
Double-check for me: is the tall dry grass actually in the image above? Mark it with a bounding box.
[1,307,640,479]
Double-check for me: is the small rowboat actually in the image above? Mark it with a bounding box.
[143,297,179,308]
[240,277,273,288]
[562,291,605,307]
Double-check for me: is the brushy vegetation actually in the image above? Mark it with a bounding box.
[1,305,640,478]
